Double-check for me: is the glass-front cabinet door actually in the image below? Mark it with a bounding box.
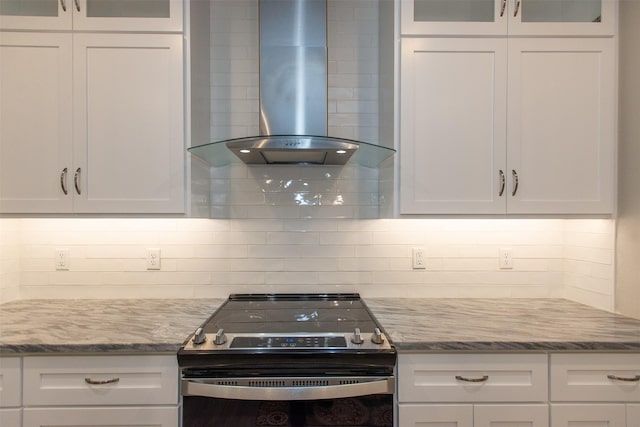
[0,0,72,30]
[401,0,509,35]
[0,0,182,31]
[509,0,616,36]
[400,0,615,36]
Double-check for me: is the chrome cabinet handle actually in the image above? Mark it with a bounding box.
[74,167,81,195]
[60,168,68,195]
[499,0,507,17]
[60,0,67,12]
[74,0,80,12]
[455,375,489,383]
[607,374,640,382]
[511,169,519,196]
[513,0,521,17]
[85,377,120,385]
[498,170,506,197]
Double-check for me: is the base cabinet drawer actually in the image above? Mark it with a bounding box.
[550,353,640,402]
[398,354,548,402]
[23,406,179,427]
[23,355,178,406]
[551,404,627,426]
[399,404,549,427]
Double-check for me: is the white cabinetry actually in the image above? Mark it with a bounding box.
[0,357,22,427]
[0,0,182,32]
[21,355,179,427]
[0,31,184,214]
[549,353,640,426]
[398,353,549,427]
[400,36,615,215]
[400,0,616,36]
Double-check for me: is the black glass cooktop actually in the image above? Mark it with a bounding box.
[201,293,378,335]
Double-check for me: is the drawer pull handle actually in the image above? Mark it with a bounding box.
[455,375,489,383]
[85,377,120,385]
[607,374,640,382]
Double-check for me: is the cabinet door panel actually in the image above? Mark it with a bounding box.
[23,406,178,427]
[506,38,615,214]
[475,404,549,427]
[72,0,183,32]
[72,33,184,213]
[629,404,640,427]
[0,32,73,213]
[0,357,21,407]
[508,0,616,36]
[400,38,507,214]
[0,0,72,30]
[399,404,473,427]
[400,0,508,35]
[550,404,626,427]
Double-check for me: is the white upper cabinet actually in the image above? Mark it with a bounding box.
[0,32,184,214]
[400,38,508,214]
[505,38,615,215]
[400,37,615,215]
[0,32,74,213]
[400,0,616,36]
[0,0,183,31]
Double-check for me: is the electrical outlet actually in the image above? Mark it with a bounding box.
[55,248,69,270]
[412,247,426,269]
[499,248,513,269]
[146,248,161,270]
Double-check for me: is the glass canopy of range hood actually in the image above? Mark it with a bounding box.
[187,135,396,168]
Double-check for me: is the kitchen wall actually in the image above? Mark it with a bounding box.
[616,0,640,318]
[0,219,20,302]
[0,218,615,312]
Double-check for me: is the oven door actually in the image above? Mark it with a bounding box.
[181,375,395,427]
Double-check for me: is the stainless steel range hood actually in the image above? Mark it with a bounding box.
[188,0,395,167]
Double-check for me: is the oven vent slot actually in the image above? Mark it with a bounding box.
[291,379,330,387]
[339,379,362,385]
[215,380,239,386]
[248,380,288,388]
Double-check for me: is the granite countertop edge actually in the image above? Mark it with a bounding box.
[1,297,639,355]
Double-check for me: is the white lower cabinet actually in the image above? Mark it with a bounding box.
[399,404,548,427]
[12,355,179,427]
[550,404,627,427]
[0,357,22,426]
[398,354,549,427]
[629,404,640,427]
[22,407,178,427]
[549,353,640,427]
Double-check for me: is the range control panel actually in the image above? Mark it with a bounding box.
[230,336,347,348]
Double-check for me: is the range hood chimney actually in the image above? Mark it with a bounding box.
[188,0,395,167]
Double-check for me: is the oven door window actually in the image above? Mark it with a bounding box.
[183,395,393,427]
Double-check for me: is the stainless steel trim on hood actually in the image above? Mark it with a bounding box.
[187,0,396,167]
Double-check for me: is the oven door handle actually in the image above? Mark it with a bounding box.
[182,377,395,401]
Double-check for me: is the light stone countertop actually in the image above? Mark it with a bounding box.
[1,298,639,355]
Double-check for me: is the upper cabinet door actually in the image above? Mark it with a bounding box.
[508,0,617,36]
[0,32,73,213]
[0,0,72,30]
[72,33,184,214]
[72,0,183,32]
[400,0,508,36]
[400,0,616,36]
[506,38,615,215]
[0,0,182,31]
[400,38,508,215]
